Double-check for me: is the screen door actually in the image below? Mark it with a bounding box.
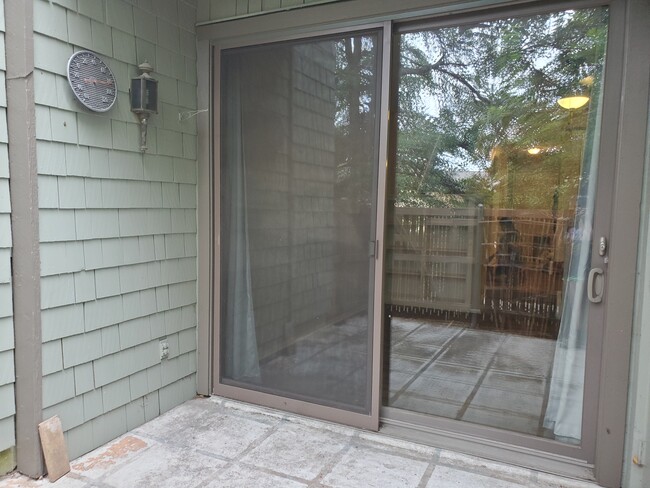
[217,29,383,424]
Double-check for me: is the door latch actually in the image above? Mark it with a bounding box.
[599,236,607,257]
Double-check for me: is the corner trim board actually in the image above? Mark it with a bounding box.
[5,0,44,478]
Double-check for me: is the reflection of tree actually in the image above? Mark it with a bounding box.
[392,8,608,209]
[334,35,378,205]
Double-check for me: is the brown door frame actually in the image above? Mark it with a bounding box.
[195,0,648,485]
[379,2,643,486]
[205,22,392,431]
[381,0,616,462]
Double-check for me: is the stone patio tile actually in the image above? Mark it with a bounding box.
[133,397,217,437]
[437,450,533,485]
[388,322,423,345]
[391,341,439,360]
[0,473,86,487]
[391,391,463,418]
[134,399,276,460]
[469,386,544,416]
[0,397,607,488]
[44,476,87,488]
[0,474,36,487]
[386,370,413,395]
[240,422,349,480]
[357,431,438,457]
[69,434,154,480]
[284,414,357,437]
[405,375,475,403]
[203,463,308,488]
[438,330,504,368]
[406,323,460,347]
[491,335,555,377]
[220,398,285,421]
[535,472,602,487]
[420,361,484,384]
[426,466,526,487]
[460,406,540,436]
[322,444,430,488]
[482,370,546,396]
[388,355,427,374]
[98,442,227,488]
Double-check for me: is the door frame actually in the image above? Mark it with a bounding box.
[195,0,649,485]
[201,22,392,431]
[382,0,618,466]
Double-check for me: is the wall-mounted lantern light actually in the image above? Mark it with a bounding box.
[130,61,158,152]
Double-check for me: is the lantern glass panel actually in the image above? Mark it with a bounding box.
[130,79,143,111]
[144,79,158,113]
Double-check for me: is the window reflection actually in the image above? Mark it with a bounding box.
[385,8,609,444]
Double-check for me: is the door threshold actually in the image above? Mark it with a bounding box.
[379,414,596,482]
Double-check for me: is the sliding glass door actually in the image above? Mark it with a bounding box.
[217,29,383,421]
[383,5,610,454]
[207,1,639,484]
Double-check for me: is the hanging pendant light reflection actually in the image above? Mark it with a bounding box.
[558,76,593,110]
[557,95,590,110]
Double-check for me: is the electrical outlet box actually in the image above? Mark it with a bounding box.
[159,339,169,360]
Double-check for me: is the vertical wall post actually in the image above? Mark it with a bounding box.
[196,39,213,396]
[5,0,44,478]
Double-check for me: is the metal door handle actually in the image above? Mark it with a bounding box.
[588,267,604,303]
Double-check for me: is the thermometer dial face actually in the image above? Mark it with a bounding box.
[67,51,117,112]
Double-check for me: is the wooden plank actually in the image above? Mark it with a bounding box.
[38,416,70,482]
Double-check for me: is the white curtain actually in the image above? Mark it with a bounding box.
[222,57,261,382]
[543,83,604,443]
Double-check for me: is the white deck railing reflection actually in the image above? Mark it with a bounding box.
[386,207,570,339]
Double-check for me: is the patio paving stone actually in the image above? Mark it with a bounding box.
[240,422,349,480]
[426,466,525,488]
[0,396,605,488]
[322,444,430,488]
[134,403,276,460]
[98,442,227,488]
[199,463,309,488]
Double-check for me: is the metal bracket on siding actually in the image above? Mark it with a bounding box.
[179,108,208,122]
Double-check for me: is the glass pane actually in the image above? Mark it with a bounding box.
[220,32,380,413]
[384,8,608,444]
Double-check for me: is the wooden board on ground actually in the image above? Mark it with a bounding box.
[38,416,70,482]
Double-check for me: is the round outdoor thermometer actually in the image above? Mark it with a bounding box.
[67,51,117,112]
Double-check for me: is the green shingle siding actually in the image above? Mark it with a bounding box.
[34,0,198,459]
[199,0,341,22]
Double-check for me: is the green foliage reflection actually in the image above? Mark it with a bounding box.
[392,8,608,210]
